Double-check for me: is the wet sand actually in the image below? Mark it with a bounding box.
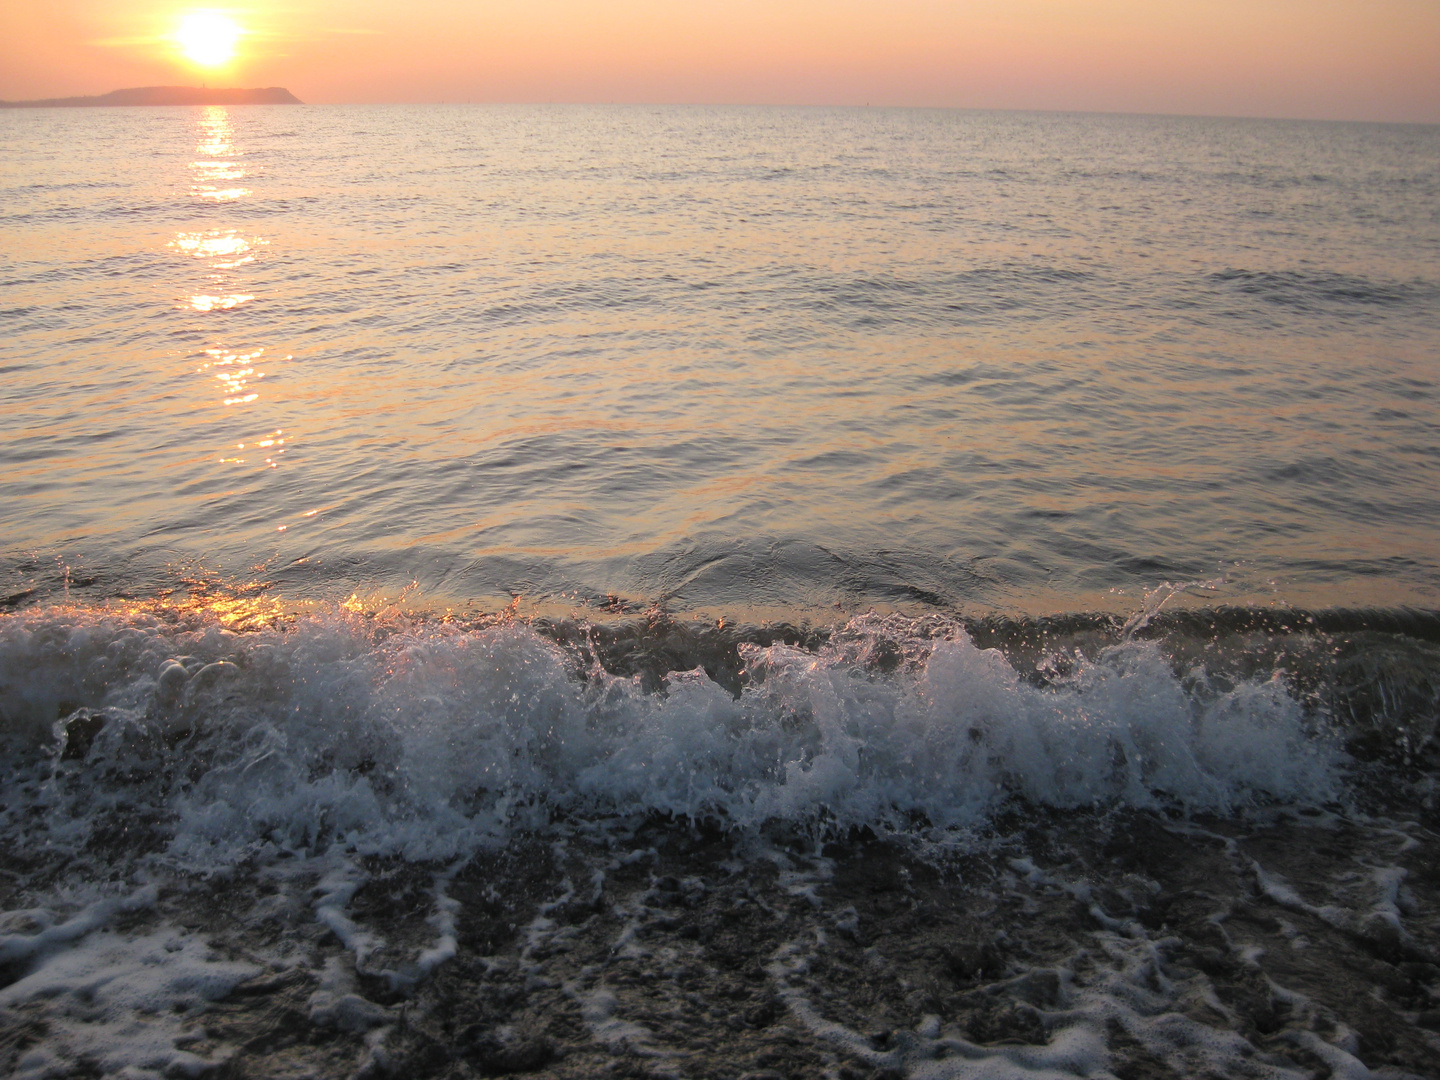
[7,796,1439,1080]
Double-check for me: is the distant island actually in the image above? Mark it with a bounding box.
[0,86,302,108]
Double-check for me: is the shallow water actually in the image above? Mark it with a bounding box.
[3,105,1438,613]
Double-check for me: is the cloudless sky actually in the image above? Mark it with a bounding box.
[2,1,1437,122]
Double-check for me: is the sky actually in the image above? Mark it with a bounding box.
[2,1,1437,122]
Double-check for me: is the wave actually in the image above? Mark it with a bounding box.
[1207,267,1434,312]
[7,597,1431,874]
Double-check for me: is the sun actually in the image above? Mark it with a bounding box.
[176,11,242,68]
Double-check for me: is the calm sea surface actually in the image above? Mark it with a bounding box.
[2,105,1438,615]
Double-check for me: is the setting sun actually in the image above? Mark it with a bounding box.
[176,11,241,68]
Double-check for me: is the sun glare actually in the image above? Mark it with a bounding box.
[177,11,241,68]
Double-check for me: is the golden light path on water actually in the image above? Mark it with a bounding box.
[176,109,292,490]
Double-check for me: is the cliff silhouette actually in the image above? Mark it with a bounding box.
[0,86,302,108]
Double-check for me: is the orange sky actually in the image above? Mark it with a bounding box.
[2,1,1437,121]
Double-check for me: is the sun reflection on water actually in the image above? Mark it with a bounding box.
[218,428,287,468]
[196,107,232,154]
[141,573,287,632]
[195,346,279,407]
[172,231,256,261]
[189,107,250,202]
[170,109,299,484]
[189,294,254,312]
[192,161,244,180]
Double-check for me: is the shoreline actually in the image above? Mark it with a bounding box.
[4,803,1439,1078]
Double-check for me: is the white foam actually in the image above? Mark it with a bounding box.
[1,606,1341,871]
[1252,857,1420,956]
[0,886,157,967]
[575,986,653,1045]
[0,921,260,1079]
[769,916,1329,1080]
[751,854,1391,1080]
[1287,1031,1374,1080]
[416,868,461,976]
[308,955,393,1034]
[312,858,384,969]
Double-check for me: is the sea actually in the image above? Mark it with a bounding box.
[1,104,1439,1079]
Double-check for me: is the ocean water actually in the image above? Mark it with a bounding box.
[2,105,1440,1079]
[3,105,1439,613]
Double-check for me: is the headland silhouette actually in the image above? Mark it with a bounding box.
[0,86,302,108]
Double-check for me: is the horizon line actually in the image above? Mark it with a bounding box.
[4,95,1436,127]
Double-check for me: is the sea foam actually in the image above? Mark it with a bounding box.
[0,604,1340,869]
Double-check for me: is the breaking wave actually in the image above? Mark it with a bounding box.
[1,601,1386,868]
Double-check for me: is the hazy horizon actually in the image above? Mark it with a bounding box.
[8,96,1440,131]
[2,1,1437,124]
